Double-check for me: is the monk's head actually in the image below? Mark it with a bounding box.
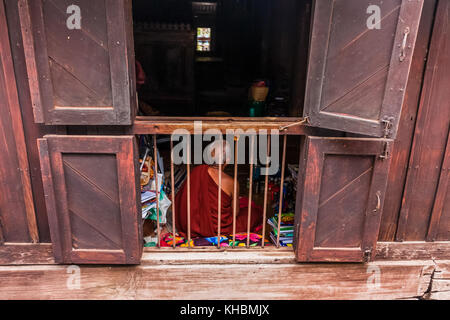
[204,139,231,167]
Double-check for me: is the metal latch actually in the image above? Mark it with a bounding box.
[363,249,372,263]
[379,141,390,160]
[381,117,394,138]
[399,27,410,62]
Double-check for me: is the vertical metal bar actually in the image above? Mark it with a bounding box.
[187,135,192,247]
[170,140,176,249]
[140,147,149,172]
[246,135,255,248]
[153,135,160,248]
[276,135,287,248]
[217,160,222,249]
[232,136,239,247]
[261,135,271,248]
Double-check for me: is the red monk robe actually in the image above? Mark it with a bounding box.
[175,165,263,238]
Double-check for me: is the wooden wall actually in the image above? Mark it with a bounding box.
[0,0,39,243]
[396,0,450,242]
[380,0,449,242]
[378,0,437,241]
[3,0,58,243]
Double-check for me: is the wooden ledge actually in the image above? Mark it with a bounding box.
[0,260,438,299]
[132,116,314,135]
[0,243,54,265]
[1,241,450,265]
[141,250,297,265]
[375,241,450,260]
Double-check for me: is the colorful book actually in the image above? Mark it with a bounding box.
[269,231,292,242]
[271,228,293,237]
[269,232,293,246]
[270,213,295,226]
[267,217,294,231]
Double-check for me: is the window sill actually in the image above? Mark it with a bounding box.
[132,116,312,135]
[141,248,296,265]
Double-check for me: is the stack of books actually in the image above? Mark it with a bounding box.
[267,213,295,247]
[141,191,156,219]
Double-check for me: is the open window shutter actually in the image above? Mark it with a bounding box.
[303,0,424,138]
[19,0,136,125]
[294,137,392,262]
[38,135,142,264]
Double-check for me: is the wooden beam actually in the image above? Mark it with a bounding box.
[140,250,297,265]
[141,241,450,262]
[375,241,450,260]
[0,260,435,300]
[0,244,54,265]
[426,260,450,300]
[132,116,316,135]
[1,241,450,265]
[141,242,450,264]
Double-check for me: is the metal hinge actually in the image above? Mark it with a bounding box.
[379,141,390,160]
[381,117,395,138]
[363,249,372,263]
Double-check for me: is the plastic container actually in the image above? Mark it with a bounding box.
[248,100,265,117]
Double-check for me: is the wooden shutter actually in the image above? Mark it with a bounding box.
[19,0,136,125]
[294,137,392,262]
[303,0,424,138]
[38,135,142,264]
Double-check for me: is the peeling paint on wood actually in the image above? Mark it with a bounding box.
[0,260,435,300]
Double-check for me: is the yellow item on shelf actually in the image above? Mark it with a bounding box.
[250,86,269,102]
[140,157,155,186]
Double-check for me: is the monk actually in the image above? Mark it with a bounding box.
[175,140,263,238]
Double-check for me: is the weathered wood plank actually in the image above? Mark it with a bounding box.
[0,241,449,266]
[0,1,36,243]
[140,251,297,265]
[0,260,434,300]
[427,260,450,300]
[430,279,450,292]
[379,0,437,241]
[375,242,450,260]
[397,0,450,241]
[132,117,316,135]
[432,261,450,279]
[427,130,450,241]
[0,1,38,243]
[142,242,450,264]
[0,244,54,265]
[428,291,450,300]
[4,0,60,243]
[1,241,450,265]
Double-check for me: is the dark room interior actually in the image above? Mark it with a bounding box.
[132,0,311,117]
